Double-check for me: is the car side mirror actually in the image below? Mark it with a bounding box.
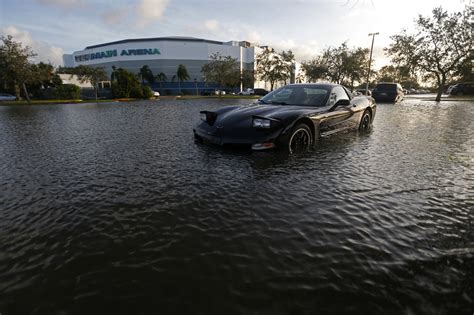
[335,99,350,106]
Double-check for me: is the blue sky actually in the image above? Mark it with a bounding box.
[0,0,468,68]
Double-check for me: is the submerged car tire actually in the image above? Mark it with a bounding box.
[285,123,313,154]
[359,110,371,132]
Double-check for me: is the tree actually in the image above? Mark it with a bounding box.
[70,65,108,100]
[111,67,142,98]
[386,7,471,101]
[28,62,63,97]
[176,64,190,94]
[201,53,240,95]
[256,47,284,91]
[139,65,155,84]
[280,50,295,84]
[377,65,419,89]
[301,43,369,89]
[344,47,370,90]
[155,72,167,94]
[301,57,328,83]
[0,35,37,102]
[241,69,255,90]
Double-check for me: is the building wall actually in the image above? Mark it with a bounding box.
[63,37,300,91]
[64,37,255,80]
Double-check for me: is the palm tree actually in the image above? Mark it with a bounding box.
[176,64,190,94]
[155,72,167,94]
[139,65,154,84]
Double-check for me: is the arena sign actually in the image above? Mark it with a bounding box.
[75,48,161,62]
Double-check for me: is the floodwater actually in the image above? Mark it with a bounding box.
[0,96,473,314]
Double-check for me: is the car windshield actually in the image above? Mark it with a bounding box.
[374,84,397,91]
[260,86,330,107]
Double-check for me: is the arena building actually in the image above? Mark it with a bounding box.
[63,36,275,93]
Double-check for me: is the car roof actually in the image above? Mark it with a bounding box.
[285,83,338,88]
[376,82,398,85]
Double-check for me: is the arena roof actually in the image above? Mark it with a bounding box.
[85,37,225,50]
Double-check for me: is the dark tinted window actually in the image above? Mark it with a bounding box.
[374,84,397,91]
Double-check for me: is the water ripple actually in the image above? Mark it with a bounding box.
[0,98,472,314]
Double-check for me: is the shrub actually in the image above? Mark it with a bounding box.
[54,84,81,99]
[142,86,154,99]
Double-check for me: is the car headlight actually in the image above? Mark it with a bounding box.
[200,111,218,125]
[252,118,272,128]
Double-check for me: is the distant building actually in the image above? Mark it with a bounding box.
[58,74,92,88]
[62,36,298,92]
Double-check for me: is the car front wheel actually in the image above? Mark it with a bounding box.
[285,123,313,154]
[359,110,372,132]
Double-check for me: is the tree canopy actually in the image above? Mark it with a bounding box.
[139,65,155,84]
[176,64,190,94]
[0,35,37,101]
[256,48,294,90]
[64,65,108,100]
[201,53,240,93]
[111,67,143,98]
[301,42,370,90]
[386,7,471,101]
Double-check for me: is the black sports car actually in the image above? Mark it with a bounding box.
[194,83,376,153]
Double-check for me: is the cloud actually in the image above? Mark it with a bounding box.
[102,8,129,26]
[204,20,219,32]
[136,0,170,27]
[36,0,82,8]
[246,31,262,45]
[0,26,64,66]
[273,39,320,61]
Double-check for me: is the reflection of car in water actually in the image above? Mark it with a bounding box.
[372,82,404,103]
[194,83,376,154]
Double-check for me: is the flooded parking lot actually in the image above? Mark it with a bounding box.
[0,96,473,314]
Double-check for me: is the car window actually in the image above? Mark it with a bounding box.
[330,86,350,105]
[374,84,396,91]
[261,86,330,106]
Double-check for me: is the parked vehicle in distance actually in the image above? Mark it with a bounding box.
[153,90,160,97]
[239,88,254,95]
[448,82,474,95]
[253,88,269,96]
[372,82,404,103]
[194,83,376,154]
[200,89,216,96]
[0,93,16,101]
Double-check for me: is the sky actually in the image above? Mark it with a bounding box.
[0,0,468,69]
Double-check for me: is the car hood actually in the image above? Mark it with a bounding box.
[217,103,326,122]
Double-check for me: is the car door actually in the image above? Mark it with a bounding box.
[319,86,357,136]
[466,83,474,95]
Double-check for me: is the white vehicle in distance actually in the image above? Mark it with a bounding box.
[0,93,16,101]
[238,88,254,95]
[153,90,160,97]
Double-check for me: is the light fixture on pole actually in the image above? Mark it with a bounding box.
[366,32,379,95]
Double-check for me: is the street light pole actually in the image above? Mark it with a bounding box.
[366,32,379,95]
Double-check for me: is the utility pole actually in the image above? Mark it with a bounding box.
[366,32,379,95]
